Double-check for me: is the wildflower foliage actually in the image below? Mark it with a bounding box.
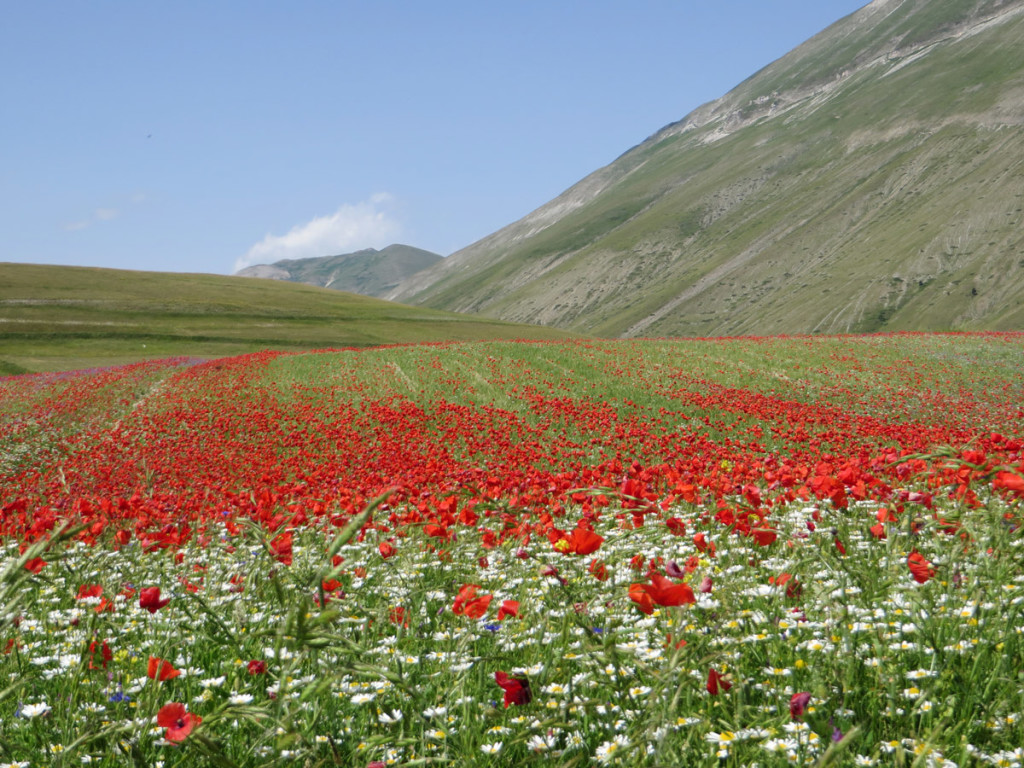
[1,333,1023,766]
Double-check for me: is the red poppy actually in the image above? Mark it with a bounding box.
[666,517,687,536]
[94,597,116,613]
[496,600,519,621]
[452,584,492,619]
[564,526,604,555]
[423,523,453,540]
[693,533,716,557]
[270,531,293,566]
[751,527,777,546]
[908,551,935,584]
[24,558,47,574]
[157,702,201,743]
[389,606,409,627]
[139,587,170,613]
[664,633,687,650]
[876,507,898,523]
[706,667,732,695]
[994,471,1024,495]
[378,541,396,559]
[629,574,696,614]
[458,506,478,526]
[589,559,609,581]
[77,584,103,600]
[147,656,180,681]
[494,671,532,707]
[247,659,267,675]
[628,583,655,615]
[769,572,801,597]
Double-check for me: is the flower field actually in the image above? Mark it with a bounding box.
[1,332,1023,767]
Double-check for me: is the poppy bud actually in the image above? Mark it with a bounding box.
[790,691,812,720]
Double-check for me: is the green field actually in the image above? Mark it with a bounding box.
[0,263,578,373]
[1,333,1023,766]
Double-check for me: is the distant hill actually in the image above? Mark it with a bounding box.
[389,0,1024,336]
[0,263,577,373]
[236,244,442,298]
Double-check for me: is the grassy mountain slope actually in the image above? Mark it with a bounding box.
[0,263,576,373]
[389,0,1024,336]
[236,244,442,297]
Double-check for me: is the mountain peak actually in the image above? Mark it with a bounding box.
[238,244,442,298]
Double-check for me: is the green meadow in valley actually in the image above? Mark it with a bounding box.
[0,263,577,374]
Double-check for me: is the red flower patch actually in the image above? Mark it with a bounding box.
[706,667,732,695]
[908,551,935,584]
[452,584,492,619]
[157,702,201,742]
[139,587,170,613]
[494,671,532,707]
[147,656,180,681]
[629,574,696,615]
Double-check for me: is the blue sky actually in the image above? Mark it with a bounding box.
[2,1,867,275]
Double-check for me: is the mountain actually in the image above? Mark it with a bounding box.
[389,0,1024,336]
[237,244,442,298]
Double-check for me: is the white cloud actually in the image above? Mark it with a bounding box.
[61,206,120,231]
[235,195,402,272]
